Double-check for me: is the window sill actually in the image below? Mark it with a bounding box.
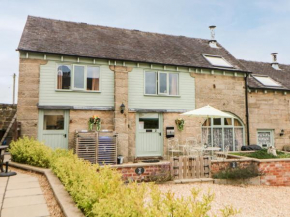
[55,89,101,93]
[144,94,181,98]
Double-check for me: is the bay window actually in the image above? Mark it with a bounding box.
[145,71,179,96]
[57,64,100,92]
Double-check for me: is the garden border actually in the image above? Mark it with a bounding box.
[9,161,85,217]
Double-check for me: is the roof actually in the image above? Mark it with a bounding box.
[239,59,290,90]
[18,16,248,72]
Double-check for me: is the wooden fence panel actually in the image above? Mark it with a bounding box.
[170,156,211,180]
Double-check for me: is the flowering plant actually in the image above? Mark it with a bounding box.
[175,118,185,131]
[88,115,101,131]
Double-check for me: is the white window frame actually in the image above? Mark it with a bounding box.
[144,71,179,96]
[257,129,274,148]
[73,64,86,90]
[203,54,233,68]
[55,63,101,92]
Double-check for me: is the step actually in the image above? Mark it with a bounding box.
[174,178,214,184]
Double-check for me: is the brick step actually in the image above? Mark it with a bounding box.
[174,178,214,184]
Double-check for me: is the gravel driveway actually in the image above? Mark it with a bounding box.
[158,183,290,217]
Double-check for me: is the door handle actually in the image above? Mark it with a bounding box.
[64,134,67,138]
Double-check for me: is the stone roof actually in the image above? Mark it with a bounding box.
[239,59,290,91]
[18,16,248,72]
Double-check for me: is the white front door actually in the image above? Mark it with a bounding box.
[38,110,69,149]
[136,113,163,157]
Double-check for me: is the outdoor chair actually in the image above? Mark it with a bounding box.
[185,137,203,156]
[167,138,183,159]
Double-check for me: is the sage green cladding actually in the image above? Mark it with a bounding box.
[39,61,114,107]
[128,68,195,110]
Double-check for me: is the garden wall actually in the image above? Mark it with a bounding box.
[212,155,290,186]
[111,162,170,182]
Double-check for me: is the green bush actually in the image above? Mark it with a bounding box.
[10,137,239,217]
[9,136,52,168]
[213,164,261,180]
[232,149,290,159]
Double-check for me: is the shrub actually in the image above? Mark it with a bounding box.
[9,136,52,168]
[213,164,261,180]
[10,137,239,217]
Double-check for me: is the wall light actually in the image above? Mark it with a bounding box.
[280,129,284,137]
[120,103,125,114]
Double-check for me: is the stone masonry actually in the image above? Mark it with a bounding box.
[17,58,48,139]
[110,65,133,163]
[248,90,290,149]
[0,104,17,131]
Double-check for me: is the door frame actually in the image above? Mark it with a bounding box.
[135,113,163,157]
[38,109,70,149]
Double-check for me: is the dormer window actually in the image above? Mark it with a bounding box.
[252,75,282,87]
[203,54,233,68]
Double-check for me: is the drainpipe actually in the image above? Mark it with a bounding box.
[245,74,250,146]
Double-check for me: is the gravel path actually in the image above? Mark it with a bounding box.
[158,183,290,217]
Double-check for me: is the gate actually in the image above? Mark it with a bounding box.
[170,156,211,180]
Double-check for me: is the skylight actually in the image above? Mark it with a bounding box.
[203,55,233,68]
[252,75,282,87]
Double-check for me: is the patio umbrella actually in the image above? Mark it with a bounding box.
[180,105,233,146]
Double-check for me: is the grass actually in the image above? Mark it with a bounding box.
[232,149,290,159]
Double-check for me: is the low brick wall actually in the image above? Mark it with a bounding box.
[259,160,290,186]
[212,153,290,186]
[111,161,170,182]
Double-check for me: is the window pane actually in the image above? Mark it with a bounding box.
[213,118,221,125]
[257,132,272,148]
[43,114,64,130]
[204,55,233,68]
[202,128,211,146]
[202,118,211,126]
[234,128,243,151]
[57,65,71,89]
[224,118,232,125]
[139,114,159,129]
[74,66,85,89]
[234,119,242,126]
[213,128,222,149]
[253,76,282,87]
[87,66,100,91]
[145,72,156,94]
[159,73,167,94]
[169,73,178,95]
[224,128,234,151]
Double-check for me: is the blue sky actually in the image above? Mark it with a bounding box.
[1,0,290,103]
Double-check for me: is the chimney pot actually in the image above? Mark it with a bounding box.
[209,25,217,48]
[271,53,280,70]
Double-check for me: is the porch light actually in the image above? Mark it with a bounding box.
[280,129,284,137]
[120,103,125,114]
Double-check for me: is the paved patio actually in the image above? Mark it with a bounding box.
[0,170,50,217]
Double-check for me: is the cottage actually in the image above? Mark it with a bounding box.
[17,16,250,162]
[240,54,290,150]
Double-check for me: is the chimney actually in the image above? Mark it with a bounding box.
[209,25,218,48]
[271,53,280,70]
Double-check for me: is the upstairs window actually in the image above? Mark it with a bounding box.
[145,71,179,96]
[57,64,100,91]
[252,75,282,87]
[203,54,233,68]
[57,65,71,89]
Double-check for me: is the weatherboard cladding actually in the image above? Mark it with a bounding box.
[239,59,290,91]
[18,16,247,71]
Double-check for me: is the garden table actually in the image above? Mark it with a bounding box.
[204,147,221,159]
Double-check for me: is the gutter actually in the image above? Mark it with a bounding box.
[16,49,252,74]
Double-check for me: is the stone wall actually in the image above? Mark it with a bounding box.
[17,58,47,139]
[0,104,17,130]
[248,90,290,150]
[68,110,114,149]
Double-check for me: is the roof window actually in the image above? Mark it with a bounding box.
[203,54,233,68]
[252,75,282,87]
